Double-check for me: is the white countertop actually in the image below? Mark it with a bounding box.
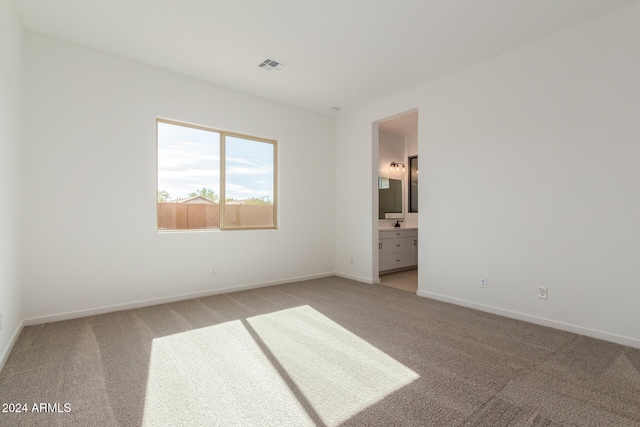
[379,227,418,231]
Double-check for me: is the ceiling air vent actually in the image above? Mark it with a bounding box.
[258,58,284,71]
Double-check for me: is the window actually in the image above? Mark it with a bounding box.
[157,119,277,231]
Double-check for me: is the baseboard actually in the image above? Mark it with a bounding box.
[24,271,336,326]
[334,272,377,285]
[0,319,24,373]
[417,290,640,350]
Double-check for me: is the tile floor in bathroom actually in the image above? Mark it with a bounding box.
[379,268,417,293]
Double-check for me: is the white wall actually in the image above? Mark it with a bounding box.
[334,112,378,283]
[378,131,405,179]
[336,2,640,348]
[0,0,23,366]
[22,33,335,321]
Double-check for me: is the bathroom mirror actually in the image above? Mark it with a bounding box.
[409,156,418,213]
[378,177,403,219]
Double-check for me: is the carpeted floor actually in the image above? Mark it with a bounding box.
[1,276,639,426]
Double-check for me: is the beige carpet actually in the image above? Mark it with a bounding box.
[1,276,639,426]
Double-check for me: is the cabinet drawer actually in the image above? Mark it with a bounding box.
[390,238,404,254]
[379,229,418,239]
[380,230,403,239]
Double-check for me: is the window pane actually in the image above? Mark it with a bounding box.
[223,135,276,228]
[157,121,220,230]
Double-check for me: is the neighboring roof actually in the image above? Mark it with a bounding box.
[175,196,217,205]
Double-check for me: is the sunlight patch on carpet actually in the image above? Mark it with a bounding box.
[247,305,420,425]
[142,305,418,426]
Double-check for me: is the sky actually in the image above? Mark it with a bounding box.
[157,121,274,202]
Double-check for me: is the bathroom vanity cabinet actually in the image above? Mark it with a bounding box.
[378,228,418,273]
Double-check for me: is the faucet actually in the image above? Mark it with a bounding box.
[394,220,403,228]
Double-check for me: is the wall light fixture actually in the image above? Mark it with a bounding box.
[389,161,405,172]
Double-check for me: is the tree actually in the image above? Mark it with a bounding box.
[157,190,170,202]
[188,187,219,203]
[244,196,273,205]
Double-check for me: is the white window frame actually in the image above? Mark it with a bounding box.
[156,118,278,231]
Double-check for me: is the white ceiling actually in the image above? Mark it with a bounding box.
[12,0,636,115]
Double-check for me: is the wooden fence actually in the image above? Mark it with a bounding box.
[157,203,273,229]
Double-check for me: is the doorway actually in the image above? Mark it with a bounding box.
[375,110,419,292]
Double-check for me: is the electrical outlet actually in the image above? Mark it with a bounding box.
[210,267,218,276]
[538,287,548,299]
[480,277,488,288]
